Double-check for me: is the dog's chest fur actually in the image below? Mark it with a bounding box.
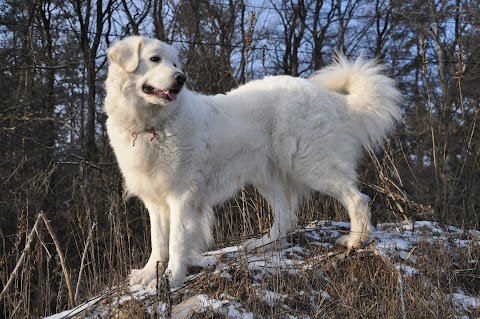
[107,121,190,202]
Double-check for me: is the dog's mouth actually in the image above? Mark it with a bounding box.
[142,84,181,101]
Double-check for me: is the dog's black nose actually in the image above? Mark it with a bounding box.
[174,72,186,86]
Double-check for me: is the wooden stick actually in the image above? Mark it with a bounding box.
[41,214,75,307]
[0,212,43,302]
[74,222,96,304]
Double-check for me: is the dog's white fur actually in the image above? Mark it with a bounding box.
[105,36,401,287]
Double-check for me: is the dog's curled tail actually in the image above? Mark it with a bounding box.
[309,53,402,147]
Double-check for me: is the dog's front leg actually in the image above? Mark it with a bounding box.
[165,195,198,288]
[130,202,170,288]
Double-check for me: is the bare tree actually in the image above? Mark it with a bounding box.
[271,0,309,76]
[67,0,115,163]
[372,0,395,58]
[121,0,151,35]
[153,0,167,40]
[175,0,239,93]
[335,0,361,53]
[310,0,336,69]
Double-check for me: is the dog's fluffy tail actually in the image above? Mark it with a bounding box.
[309,54,402,147]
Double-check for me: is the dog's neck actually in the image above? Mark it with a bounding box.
[109,95,169,130]
[131,127,158,146]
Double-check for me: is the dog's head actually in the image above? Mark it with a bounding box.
[108,36,186,106]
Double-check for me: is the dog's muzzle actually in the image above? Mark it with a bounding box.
[142,72,186,101]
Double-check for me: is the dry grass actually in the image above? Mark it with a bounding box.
[1,159,479,318]
[38,217,478,319]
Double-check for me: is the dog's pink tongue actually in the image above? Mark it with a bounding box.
[166,90,177,101]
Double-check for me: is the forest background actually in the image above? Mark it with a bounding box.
[0,0,479,317]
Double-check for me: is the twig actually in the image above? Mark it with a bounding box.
[261,44,267,76]
[373,247,407,319]
[244,11,256,83]
[74,222,97,304]
[0,212,43,302]
[42,213,75,307]
[398,265,407,319]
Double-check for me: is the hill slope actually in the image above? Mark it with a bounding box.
[45,220,479,318]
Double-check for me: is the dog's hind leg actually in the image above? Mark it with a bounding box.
[243,183,299,252]
[130,202,170,287]
[322,181,372,248]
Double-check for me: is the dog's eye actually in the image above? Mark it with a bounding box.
[150,56,161,63]
[173,63,177,68]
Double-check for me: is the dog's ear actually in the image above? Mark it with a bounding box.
[108,36,144,72]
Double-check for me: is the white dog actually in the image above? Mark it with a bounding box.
[105,36,401,288]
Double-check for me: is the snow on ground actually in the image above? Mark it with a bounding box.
[44,220,479,319]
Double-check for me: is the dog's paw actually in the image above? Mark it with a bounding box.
[163,268,185,288]
[130,268,156,286]
[336,233,369,248]
[143,270,186,289]
[130,262,186,289]
[129,262,165,286]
